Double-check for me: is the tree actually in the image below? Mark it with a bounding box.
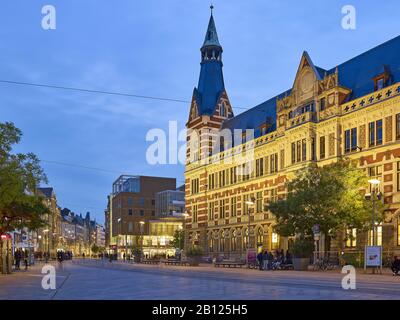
[0,122,49,234]
[91,244,99,256]
[268,159,384,243]
[171,229,184,250]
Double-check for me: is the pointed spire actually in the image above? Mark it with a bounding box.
[202,6,221,49]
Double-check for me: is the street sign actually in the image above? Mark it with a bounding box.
[365,246,382,267]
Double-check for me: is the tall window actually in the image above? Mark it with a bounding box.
[256,158,264,177]
[398,218,400,246]
[369,225,382,246]
[270,153,278,173]
[219,231,225,252]
[219,200,226,219]
[311,137,316,161]
[291,142,296,164]
[397,162,400,192]
[396,113,400,140]
[302,139,307,161]
[220,104,226,117]
[346,228,357,248]
[192,205,198,223]
[257,228,264,245]
[320,97,326,111]
[208,173,215,190]
[344,128,358,153]
[256,192,263,213]
[320,136,326,159]
[369,119,383,147]
[230,197,237,217]
[208,202,215,221]
[231,230,237,252]
[191,178,199,194]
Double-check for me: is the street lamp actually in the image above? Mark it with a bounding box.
[43,229,49,262]
[139,221,145,261]
[367,179,381,246]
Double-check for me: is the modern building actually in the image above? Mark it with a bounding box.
[185,9,400,259]
[142,217,183,258]
[156,188,185,217]
[108,175,176,258]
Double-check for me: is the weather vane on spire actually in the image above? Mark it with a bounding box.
[210,4,214,15]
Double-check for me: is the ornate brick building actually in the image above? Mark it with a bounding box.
[185,9,400,259]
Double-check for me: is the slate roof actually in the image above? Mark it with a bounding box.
[202,14,221,49]
[37,187,54,199]
[222,35,400,137]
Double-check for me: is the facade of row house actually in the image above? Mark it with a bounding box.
[184,10,400,260]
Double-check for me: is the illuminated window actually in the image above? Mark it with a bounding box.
[230,197,237,217]
[320,136,326,159]
[257,228,264,245]
[231,230,237,252]
[369,225,382,246]
[256,192,263,213]
[208,202,214,221]
[272,232,279,244]
[398,219,400,246]
[346,228,357,248]
[369,119,383,147]
[192,205,198,223]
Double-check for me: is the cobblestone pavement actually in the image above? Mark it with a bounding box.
[0,260,399,300]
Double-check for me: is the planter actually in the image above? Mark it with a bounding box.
[293,258,309,271]
[187,256,201,266]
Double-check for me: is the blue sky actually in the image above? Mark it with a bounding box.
[1,0,399,224]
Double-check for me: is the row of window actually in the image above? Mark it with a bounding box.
[204,191,278,222]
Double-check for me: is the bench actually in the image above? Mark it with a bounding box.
[162,260,190,266]
[214,261,246,268]
[141,260,160,265]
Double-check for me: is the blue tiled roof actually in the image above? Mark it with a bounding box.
[222,90,291,138]
[332,35,400,101]
[223,35,400,135]
[195,60,225,115]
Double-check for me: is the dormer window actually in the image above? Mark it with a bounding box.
[260,125,267,136]
[375,77,384,91]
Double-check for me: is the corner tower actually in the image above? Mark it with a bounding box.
[186,6,233,164]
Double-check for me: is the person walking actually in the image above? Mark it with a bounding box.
[262,250,269,271]
[392,256,400,276]
[14,249,21,270]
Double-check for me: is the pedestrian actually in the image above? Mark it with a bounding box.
[262,250,268,270]
[257,251,263,270]
[268,251,274,270]
[392,256,400,276]
[14,249,21,270]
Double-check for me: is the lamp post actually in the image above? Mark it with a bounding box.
[43,229,49,262]
[368,179,381,246]
[245,197,255,266]
[139,221,145,261]
[117,218,122,259]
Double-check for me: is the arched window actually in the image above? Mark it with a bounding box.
[219,230,225,252]
[231,229,237,252]
[257,227,264,245]
[243,228,249,249]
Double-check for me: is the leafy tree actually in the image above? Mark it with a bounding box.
[268,160,384,242]
[0,122,49,234]
[171,229,184,250]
